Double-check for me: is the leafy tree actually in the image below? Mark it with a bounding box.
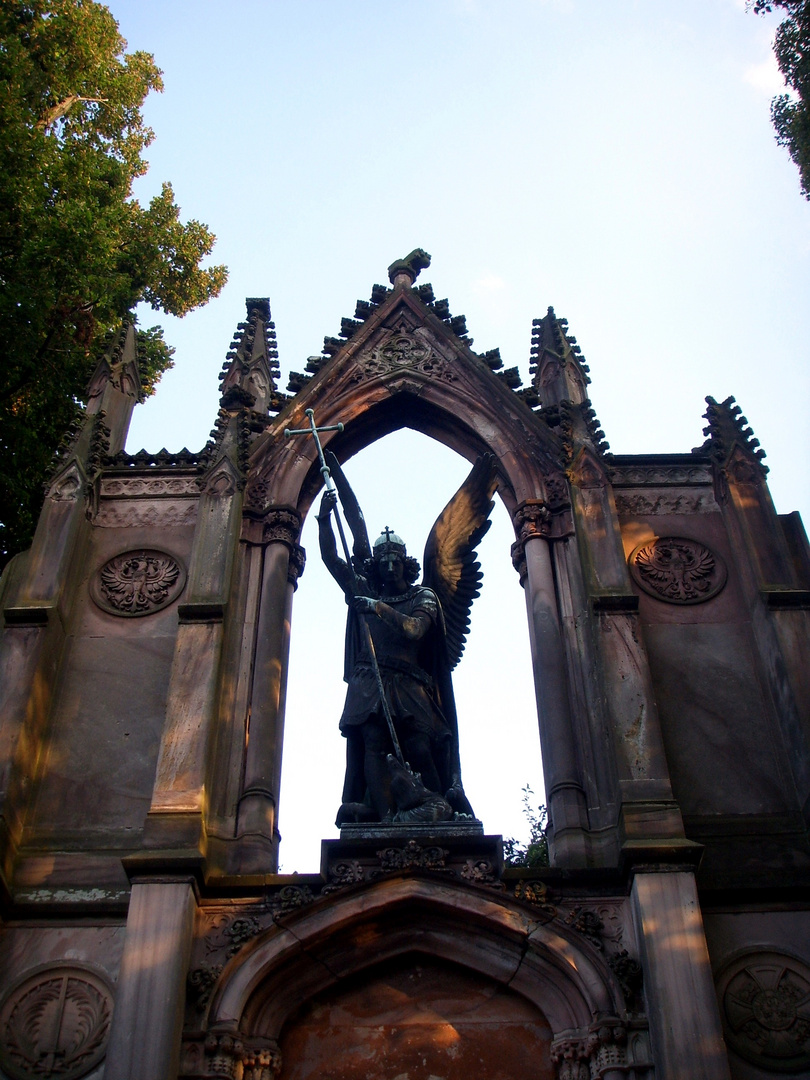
[0,1,227,566]
[502,786,550,868]
[751,1,810,198]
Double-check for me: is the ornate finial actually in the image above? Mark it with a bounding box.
[387,248,432,286]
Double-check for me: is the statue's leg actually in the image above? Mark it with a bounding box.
[402,730,442,795]
[341,730,365,805]
[362,719,394,820]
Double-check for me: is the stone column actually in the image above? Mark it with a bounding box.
[631,869,731,1080]
[105,877,196,1080]
[145,457,242,850]
[512,500,589,866]
[237,508,304,871]
[567,452,686,852]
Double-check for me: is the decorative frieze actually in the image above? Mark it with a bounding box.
[0,964,113,1080]
[615,490,718,516]
[628,536,727,605]
[90,549,186,616]
[100,476,200,497]
[95,501,198,528]
[610,464,714,487]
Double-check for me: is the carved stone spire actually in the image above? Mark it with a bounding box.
[529,309,608,463]
[529,306,591,409]
[697,395,768,476]
[85,319,141,454]
[218,297,288,416]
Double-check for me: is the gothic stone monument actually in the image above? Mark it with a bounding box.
[0,252,808,1079]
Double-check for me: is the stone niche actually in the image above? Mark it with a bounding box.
[273,955,554,1080]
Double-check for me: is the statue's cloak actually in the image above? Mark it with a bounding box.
[340,582,462,797]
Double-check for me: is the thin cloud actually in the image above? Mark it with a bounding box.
[744,55,787,96]
[472,274,508,296]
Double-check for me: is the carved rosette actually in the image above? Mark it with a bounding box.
[628,536,727,605]
[0,964,113,1080]
[717,950,810,1071]
[511,499,552,584]
[243,481,270,518]
[91,549,186,616]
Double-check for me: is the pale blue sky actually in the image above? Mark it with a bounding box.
[109,0,809,868]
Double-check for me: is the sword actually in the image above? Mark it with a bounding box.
[284,410,406,765]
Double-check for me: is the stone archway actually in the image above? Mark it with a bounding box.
[189,877,638,1080]
[235,278,595,870]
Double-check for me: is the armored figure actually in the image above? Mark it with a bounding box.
[317,451,498,826]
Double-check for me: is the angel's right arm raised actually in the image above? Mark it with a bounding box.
[317,490,354,595]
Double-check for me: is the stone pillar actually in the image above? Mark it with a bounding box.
[237,508,304,870]
[0,414,105,882]
[105,877,196,1080]
[512,500,589,866]
[631,869,731,1080]
[145,456,242,849]
[567,451,686,852]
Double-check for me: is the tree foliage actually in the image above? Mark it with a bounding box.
[502,786,550,868]
[0,0,227,566]
[752,1,810,199]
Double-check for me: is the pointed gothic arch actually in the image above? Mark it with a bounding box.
[233,276,599,871]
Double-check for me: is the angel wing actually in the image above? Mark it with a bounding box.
[324,449,372,566]
[422,454,499,671]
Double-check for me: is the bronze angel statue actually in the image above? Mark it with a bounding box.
[317,450,498,827]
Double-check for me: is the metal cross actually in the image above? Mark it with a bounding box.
[283,409,405,765]
[284,409,344,494]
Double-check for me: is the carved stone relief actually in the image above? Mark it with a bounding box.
[628,536,727,605]
[287,544,306,588]
[610,464,714,486]
[95,501,198,528]
[100,476,200,497]
[615,490,719,516]
[550,1020,653,1080]
[47,465,83,503]
[353,328,457,383]
[0,964,113,1080]
[263,507,302,548]
[717,950,810,1071]
[91,549,186,616]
